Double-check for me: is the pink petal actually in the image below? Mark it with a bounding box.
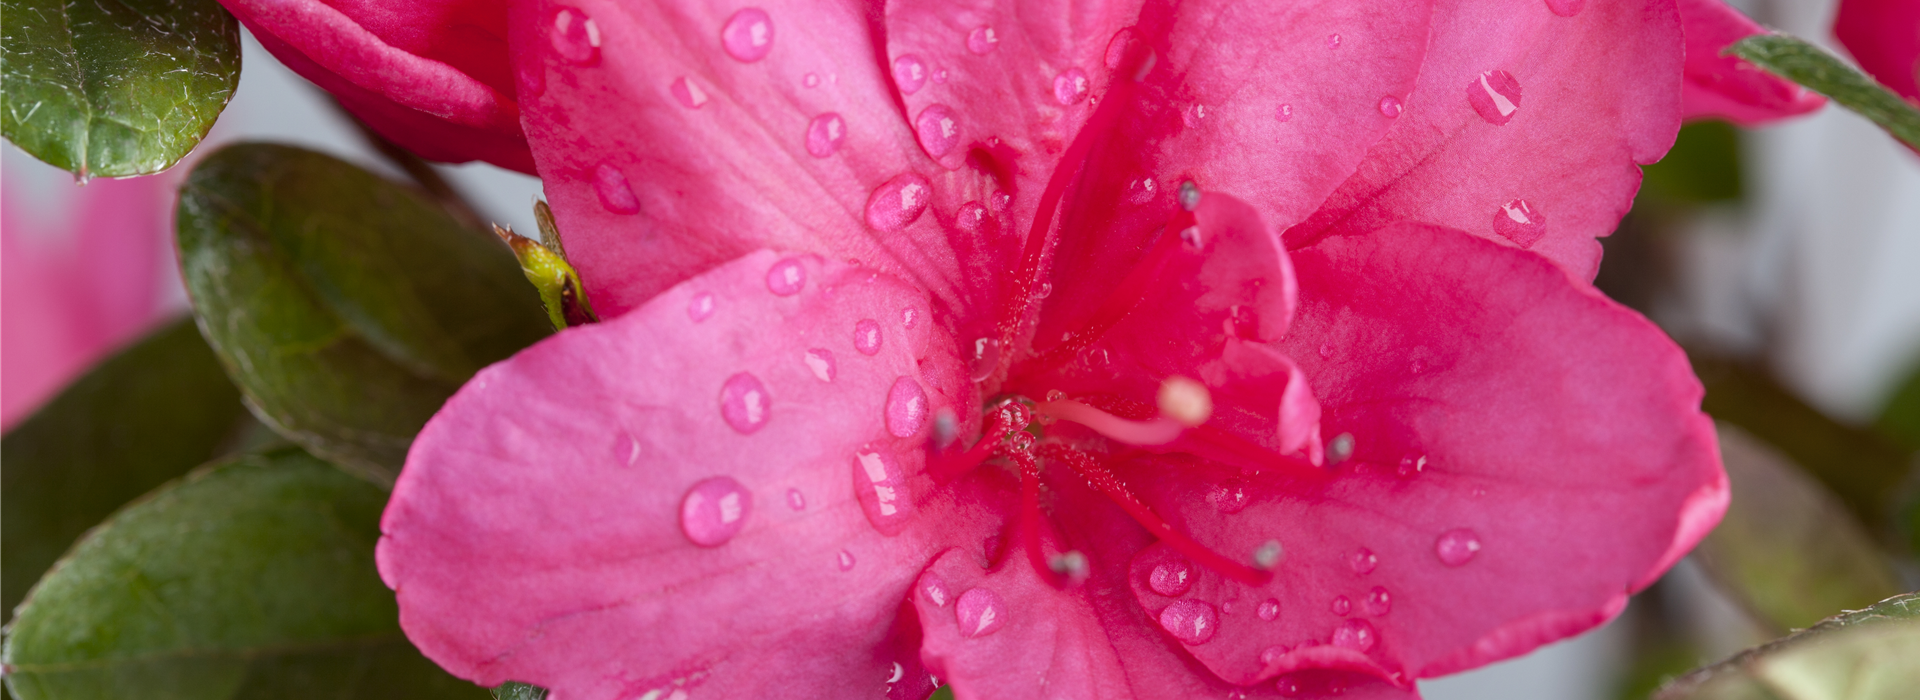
[1836,0,1920,102]
[379,251,986,699]
[1288,0,1685,281]
[221,0,534,172]
[1676,0,1826,126]
[1116,223,1724,684]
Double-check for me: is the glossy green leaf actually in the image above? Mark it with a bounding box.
[176,144,550,483]
[1,0,240,177]
[1,449,484,699]
[490,682,548,700]
[1655,593,1920,700]
[1693,425,1902,633]
[1,317,256,625]
[1728,34,1920,150]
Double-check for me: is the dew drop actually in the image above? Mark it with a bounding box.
[688,292,716,322]
[1331,619,1376,652]
[549,7,601,65]
[922,574,951,607]
[1396,453,1427,478]
[1331,595,1352,616]
[990,190,1011,212]
[787,487,806,510]
[1006,430,1035,452]
[1105,28,1135,69]
[865,173,933,232]
[854,319,884,356]
[1206,480,1250,514]
[885,376,929,438]
[765,257,807,295]
[1149,558,1195,596]
[1377,95,1403,118]
[1259,645,1290,665]
[1327,33,1342,49]
[1468,70,1523,126]
[803,72,819,87]
[804,348,837,382]
[893,54,928,95]
[1276,103,1294,122]
[593,163,640,214]
[932,68,948,84]
[806,112,846,157]
[914,104,962,158]
[1546,0,1586,17]
[1349,548,1378,575]
[1258,598,1281,621]
[680,476,752,546]
[1318,342,1334,359]
[1366,586,1392,616]
[1053,68,1090,105]
[1435,528,1482,566]
[956,201,988,234]
[956,587,1008,637]
[670,76,708,109]
[1492,198,1547,248]
[970,338,1002,382]
[853,445,916,535]
[614,432,641,468]
[966,26,999,55]
[1157,600,1219,645]
[838,549,857,571]
[1126,177,1157,204]
[721,7,775,63]
[719,372,771,434]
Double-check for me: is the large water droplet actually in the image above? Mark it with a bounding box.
[721,7,775,63]
[838,549,857,571]
[885,377,929,438]
[893,54,928,94]
[966,26,999,55]
[865,174,933,232]
[1331,619,1376,652]
[680,476,752,546]
[1468,70,1523,126]
[914,104,962,158]
[1149,558,1195,596]
[921,574,951,607]
[1053,68,1090,105]
[806,112,846,157]
[1378,96,1403,118]
[1492,198,1547,248]
[1331,595,1352,616]
[1365,586,1392,616]
[1435,528,1482,566]
[970,338,1002,382]
[550,7,601,65]
[594,163,640,214]
[1206,480,1250,514]
[1546,0,1586,18]
[1158,600,1219,645]
[855,319,884,356]
[786,488,806,510]
[1257,598,1280,621]
[1105,28,1135,69]
[804,348,836,382]
[956,201,988,235]
[853,445,915,535]
[670,76,708,109]
[1349,548,1378,574]
[766,257,807,295]
[956,587,1008,637]
[720,372,771,434]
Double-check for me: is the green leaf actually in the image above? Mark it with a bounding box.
[489,682,548,700]
[1877,359,1920,451]
[1,449,485,699]
[176,144,550,483]
[1655,593,1920,700]
[1,0,240,177]
[1693,425,1903,633]
[1641,121,1744,205]
[1728,34,1920,151]
[1,317,256,625]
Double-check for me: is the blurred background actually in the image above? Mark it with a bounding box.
[3,0,1915,697]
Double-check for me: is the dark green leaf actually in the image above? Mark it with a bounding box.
[1641,121,1744,205]
[1,0,240,177]
[176,144,550,483]
[1655,593,1920,700]
[1877,359,1920,451]
[1693,425,1902,632]
[1,317,255,625]
[490,682,548,700]
[1728,34,1920,151]
[1,449,484,699]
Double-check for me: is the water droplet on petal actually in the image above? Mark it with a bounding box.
[1492,198,1547,248]
[1546,0,1586,18]
[1036,281,1053,299]
[956,201,988,234]
[885,376,928,438]
[932,68,948,84]
[688,293,716,322]
[865,173,933,232]
[670,76,708,109]
[1397,453,1427,478]
[1331,595,1352,616]
[1276,103,1294,122]
[914,104,962,158]
[1053,68,1090,105]
[1435,528,1482,566]
[721,7,775,63]
[1206,480,1250,514]
[921,574,951,607]
[804,348,837,382]
[766,257,807,295]
[786,487,806,510]
[854,319,884,356]
[1260,645,1290,665]
[893,54,928,94]
[1105,28,1135,69]
[898,308,919,331]
[614,432,641,467]
[803,72,819,88]
[1378,96,1403,118]
[956,587,1008,637]
[970,338,1002,382]
[806,112,846,157]
[1258,598,1281,621]
[1149,558,1194,596]
[853,445,915,535]
[1157,600,1219,645]
[720,372,771,434]
[680,476,752,546]
[990,190,1011,212]
[1468,70,1523,125]
[966,26,999,55]
[1349,548,1378,574]
[593,163,640,214]
[1331,619,1376,652]
[1126,177,1157,204]
[1366,586,1392,616]
[838,549,857,571]
[550,7,601,65]
[1327,33,1342,49]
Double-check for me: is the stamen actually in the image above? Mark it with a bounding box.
[1035,399,1184,446]
[1156,376,1213,427]
[1037,444,1273,586]
[1179,426,1327,483]
[928,400,1030,480]
[1013,450,1060,586]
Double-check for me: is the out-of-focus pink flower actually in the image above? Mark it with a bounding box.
[1836,0,1920,103]
[1,171,173,429]
[1676,0,1827,126]
[362,1,1724,699]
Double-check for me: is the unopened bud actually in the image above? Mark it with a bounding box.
[1157,376,1213,427]
[495,223,597,330]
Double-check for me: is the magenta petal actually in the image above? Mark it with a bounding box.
[379,251,987,699]
[1676,0,1826,126]
[1836,0,1920,102]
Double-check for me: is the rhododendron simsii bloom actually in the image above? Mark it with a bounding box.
[367,1,1727,698]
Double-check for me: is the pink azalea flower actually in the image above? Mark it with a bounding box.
[323,1,1724,698]
[1835,0,1920,104]
[1675,0,1826,126]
